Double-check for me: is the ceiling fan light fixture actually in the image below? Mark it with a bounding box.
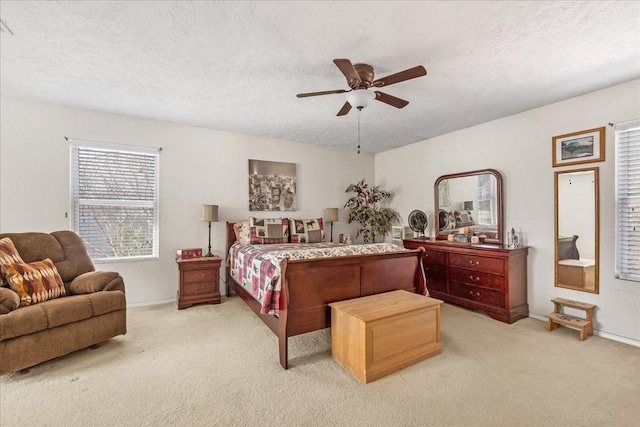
[346,89,375,109]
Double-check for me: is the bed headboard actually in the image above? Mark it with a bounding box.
[558,235,579,260]
[225,221,238,262]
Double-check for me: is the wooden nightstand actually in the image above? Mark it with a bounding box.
[176,256,221,309]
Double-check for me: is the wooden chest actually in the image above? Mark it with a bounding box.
[557,259,595,291]
[329,290,443,383]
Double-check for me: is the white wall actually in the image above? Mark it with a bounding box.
[0,98,373,304]
[376,79,640,344]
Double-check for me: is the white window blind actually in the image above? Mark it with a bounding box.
[616,119,640,281]
[71,140,160,262]
[476,174,496,225]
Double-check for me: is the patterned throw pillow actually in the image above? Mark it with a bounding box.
[233,221,251,244]
[0,237,26,286]
[1,258,66,307]
[248,217,289,244]
[290,218,325,243]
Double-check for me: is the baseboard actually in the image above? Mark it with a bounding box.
[529,313,640,348]
[127,298,175,308]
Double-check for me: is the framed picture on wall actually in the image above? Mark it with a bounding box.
[248,159,297,211]
[552,127,605,167]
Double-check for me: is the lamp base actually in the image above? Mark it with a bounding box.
[205,222,214,257]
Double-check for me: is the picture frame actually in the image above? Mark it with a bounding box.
[391,226,404,240]
[552,127,605,167]
[248,159,297,211]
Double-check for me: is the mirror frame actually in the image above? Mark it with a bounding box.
[434,168,504,244]
[554,167,600,294]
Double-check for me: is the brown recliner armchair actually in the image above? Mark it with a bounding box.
[0,230,126,374]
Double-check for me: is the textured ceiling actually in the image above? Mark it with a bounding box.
[1,1,639,153]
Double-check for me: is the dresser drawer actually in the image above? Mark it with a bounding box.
[449,281,505,307]
[449,253,504,274]
[449,267,505,290]
[183,268,217,284]
[423,250,446,265]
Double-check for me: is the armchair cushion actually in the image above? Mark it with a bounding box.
[70,271,122,294]
[0,287,20,314]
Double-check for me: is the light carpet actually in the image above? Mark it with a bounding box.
[1,297,638,427]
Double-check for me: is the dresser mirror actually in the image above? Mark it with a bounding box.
[434,169,504,244]
[554,167,599,293]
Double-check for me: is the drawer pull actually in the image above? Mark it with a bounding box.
[469,290,480,297]
[469,275,480,282]
[469,260,480,266]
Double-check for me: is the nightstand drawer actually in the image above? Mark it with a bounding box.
[182,282,214,297]
[183,268,217,284]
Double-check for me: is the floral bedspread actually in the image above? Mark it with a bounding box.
[228,242,408,315]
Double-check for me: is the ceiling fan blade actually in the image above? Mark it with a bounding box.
[337,102,352,116]
[374,91,409,109]
[372,65,427,88]
[333,58,362,87]
[297,89,349,98]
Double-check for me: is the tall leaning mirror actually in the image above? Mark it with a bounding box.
[554,167,599,293]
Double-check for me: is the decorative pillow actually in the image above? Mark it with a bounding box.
[248,217,289,244]
[1,258,66,307]
[290,218,325,243]
[0,237,26,285]
[233,220,251,244]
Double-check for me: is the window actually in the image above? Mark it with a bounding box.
[71,140,160,262]
[476,174,496,225]
[616,119,640,281]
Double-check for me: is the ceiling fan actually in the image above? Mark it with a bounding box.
[296,58,427,116]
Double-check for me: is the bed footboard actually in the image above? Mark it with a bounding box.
[224,221,426,369]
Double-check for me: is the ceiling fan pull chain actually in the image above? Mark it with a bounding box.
[357,107,361,154]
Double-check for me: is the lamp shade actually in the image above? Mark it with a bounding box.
[201,205,219,222]
[345,89,376,109]
[325,208,339,222]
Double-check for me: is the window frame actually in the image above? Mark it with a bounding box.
[70,139,160,263]
[615,119,640,282]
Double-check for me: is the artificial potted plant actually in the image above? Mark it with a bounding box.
[344,179,400,244]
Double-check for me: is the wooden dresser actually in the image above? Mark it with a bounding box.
[403,239,528,323]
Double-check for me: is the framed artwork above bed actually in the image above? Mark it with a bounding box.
[248,159,296,211]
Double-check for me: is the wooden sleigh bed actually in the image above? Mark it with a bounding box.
[224,221,427,369]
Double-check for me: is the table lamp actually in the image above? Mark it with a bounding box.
[325,208,339,242]
[201,205,219,257]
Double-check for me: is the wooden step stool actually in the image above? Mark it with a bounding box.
[547,297,596,341]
